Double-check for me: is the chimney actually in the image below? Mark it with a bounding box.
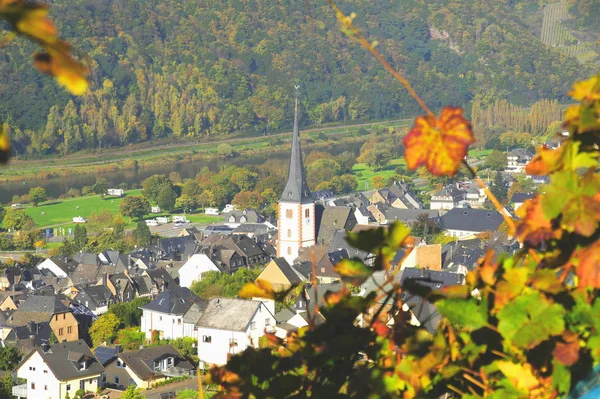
[41,342,49,353]
[29,334,35,348]
[115,344,122,353]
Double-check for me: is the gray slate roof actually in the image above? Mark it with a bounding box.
[440,208,503,232]
[316,207,356,246]
[280,98,312,203]
[94,346,119,366]
[272,257,304,284]
[21,340,104,381]
[196,297,266,332]
[383,208,439,223]
[19,295,70,314]
[116,345,194,381]
[510,192,535,203]
[141,287,206,315]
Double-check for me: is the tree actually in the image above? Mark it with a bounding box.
[157,185,177,213]
[116,328,145,350]
[218,143,234,157]
[0,346,21,371]
[92,178,108,199]
[13,229,39,250]
[176,195,197,212]
[232,191,265,210]
[28,187,47,206]
[3,208,34,231]
[86,209,114,234]
[142,174,172,202]
[371,176,386,189]
[181,180,202,198]
[0,374,15,399]
[483,150,507,171]
[120,196,151,220]
[134,220,152,247]
[410,213,442,242]
[89,313,121,347]
[121,385,144,399]
[191,268,262,299]
[490,171,508,203]
[108,297,151,328]
[73,223,87,251]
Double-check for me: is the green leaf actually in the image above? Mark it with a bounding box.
[345,221,411,270]
[562,141,598,171]
[334,258,373,286]
[435,297,488,330]
[551,359,571,395]
[497,291,565,349]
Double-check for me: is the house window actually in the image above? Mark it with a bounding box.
[80,361,86,370]
[66,384,71,391]
[67,326,72,334]
[177,318,181,324]
[44,385,47,390]
[305,209,310,218]
[63,313,66,320]
[88,379,93,384]
[114,377,120,385]
[321,267,325,273]
[43,370,47,374]
[229,338,238,347]
[286,209,292,218]
[203,335,212,343]
[287,247,291,256]
[159,316,162,321]
[29,367,35,371]
[116,359,124,368]
[58,328,64,335]
[31,383,35,389]
[167,357,174,366]
[55,315,58,321]
[250,321,256,330]
[265,318,271,326]
[287,229,292,238]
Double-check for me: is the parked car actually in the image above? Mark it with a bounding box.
[145,219,159,227]
[173,215,187,223]
[174,221,184,228]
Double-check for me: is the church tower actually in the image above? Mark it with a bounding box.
[277,96,316,264]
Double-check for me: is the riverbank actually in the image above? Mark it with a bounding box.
[1,118,413,184]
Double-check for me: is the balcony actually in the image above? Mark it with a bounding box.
[161,366,194,378]
[12,383,27,398]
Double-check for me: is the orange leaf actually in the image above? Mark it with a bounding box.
[575,238,600,289]
[34,47,89,95]
[404,107,475,176]
[525,145,562,176]
[515,197,560,247]
[553,331,580,366]
[476,250,498,286]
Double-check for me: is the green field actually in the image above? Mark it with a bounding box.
[352,148,493,191]
[19,189,220,231]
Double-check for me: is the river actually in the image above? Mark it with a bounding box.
[0,142,362,203]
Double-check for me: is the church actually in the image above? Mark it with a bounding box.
[277,98,316,264]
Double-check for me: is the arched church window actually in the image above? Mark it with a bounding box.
[286,209,293,218]
[287,247,291,255]
[305,209,310,218]
[287,229,292,238]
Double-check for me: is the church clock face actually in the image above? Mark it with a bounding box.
[305,217,310,225]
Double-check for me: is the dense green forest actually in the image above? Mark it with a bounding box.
[0,0,595,156]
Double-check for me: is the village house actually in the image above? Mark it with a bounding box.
[510,192,535,211]
[103,345,194,389]
[196,297,275,366]
[140,287,207,340]
[507,148,534,172]
[256,258,305,290]
[13,340,104,399]
[370,181,424,210]
[429,185,466,211]
[178,253,221,288]
[223,208,265,228]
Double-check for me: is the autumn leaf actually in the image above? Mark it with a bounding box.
[569,75,600,102]
[553,331,580,366]
[334,258,373,285]
[495,361,540,392]
[515,197,560,247]
[239,279,275,299]
[574,238,600,289]
[404,107,475,176]
[0,126,10,164]
[525,145,563,176]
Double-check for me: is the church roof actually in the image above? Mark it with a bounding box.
[280,98,312,203]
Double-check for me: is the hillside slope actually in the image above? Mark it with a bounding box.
[0,0,594,156]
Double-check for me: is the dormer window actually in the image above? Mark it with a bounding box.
[79,361,87,371]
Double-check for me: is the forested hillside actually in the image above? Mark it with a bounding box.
[0,0,594,156]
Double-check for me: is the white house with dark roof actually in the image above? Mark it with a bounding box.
[36,257,77,278]
[196,297,275,366]
[510,192,535,211]
[430,185,466,210]
[14,340,104,399]
[139,287,207,340]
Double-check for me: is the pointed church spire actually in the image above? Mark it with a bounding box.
[280,93,312,203]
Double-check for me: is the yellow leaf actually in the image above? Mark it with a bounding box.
[496,361,540,391]
[238,280,274,300]
[569,76,600,102]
